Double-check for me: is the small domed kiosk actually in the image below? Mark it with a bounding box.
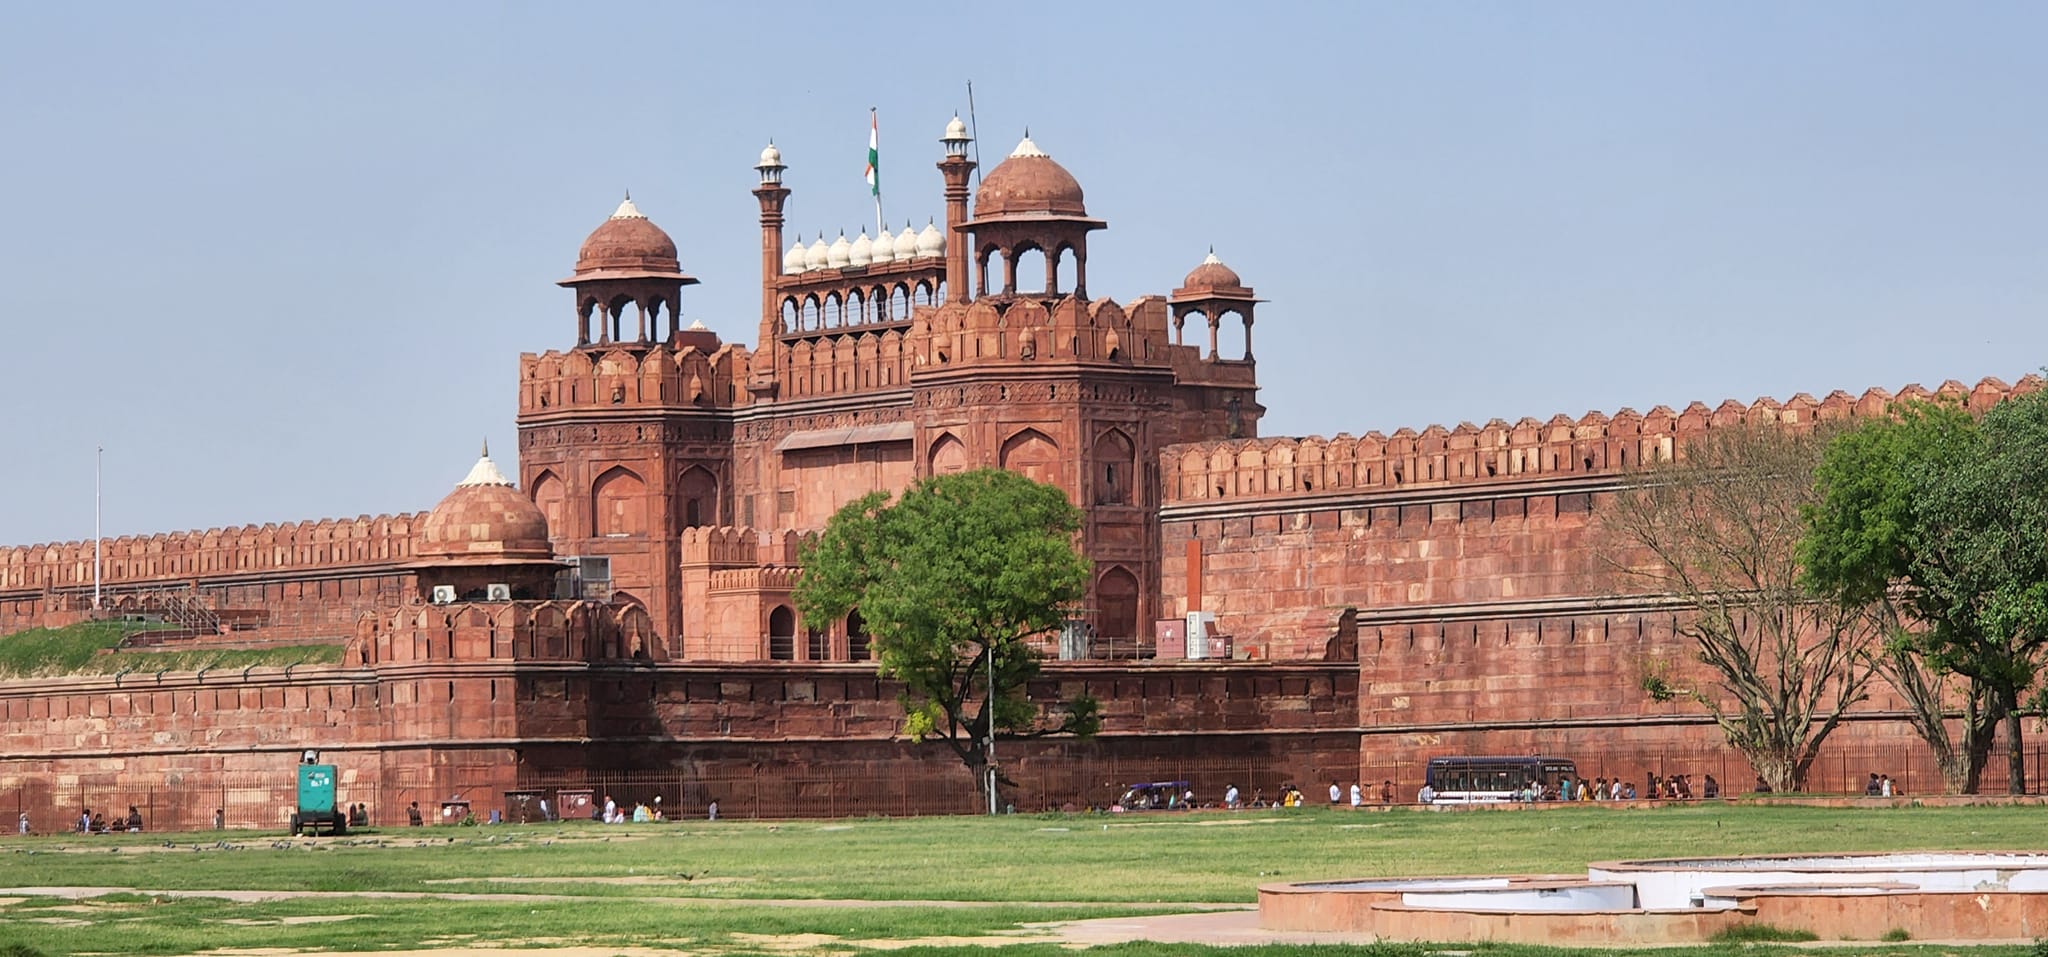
[962,134,1106,299]
[559,196,700,346]
[413,445,563,603]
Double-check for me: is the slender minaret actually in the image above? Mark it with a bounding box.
[938,116,976,304]
[752,142,790,397]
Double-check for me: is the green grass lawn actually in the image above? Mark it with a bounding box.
[0,804,2043,955]
[0,621,339,678]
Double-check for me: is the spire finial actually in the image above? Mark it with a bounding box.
[481,438,489,459]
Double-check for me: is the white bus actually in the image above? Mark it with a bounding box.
[1424,755,1577,803]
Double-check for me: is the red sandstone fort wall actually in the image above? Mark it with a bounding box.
[0,657,1357,830]
[1160,376,2045,794]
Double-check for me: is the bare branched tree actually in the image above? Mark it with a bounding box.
[1600,423,1877,792]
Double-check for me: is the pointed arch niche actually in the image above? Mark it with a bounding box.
[928,432,969,475]
[530,470,566,538]
[592,466,647,537]
[1000,428,1060,487]
[1092,429,1135,505]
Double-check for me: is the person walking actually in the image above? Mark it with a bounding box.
[1328,780,1341,806]
[1348,781,1363,808]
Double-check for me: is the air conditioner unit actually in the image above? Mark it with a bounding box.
[430,585,458,605]
[485,583,512,602]
[1186,611,1219,659]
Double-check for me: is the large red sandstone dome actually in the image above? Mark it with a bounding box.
[415,449,554,565]
[568,197,689,280]
[973,136,1087,218]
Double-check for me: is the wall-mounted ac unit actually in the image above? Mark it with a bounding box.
[430,585,458,605]
[485,583,512,602]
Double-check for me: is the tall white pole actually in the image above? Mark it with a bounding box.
[987,639,997,815]
[93,446,102,613]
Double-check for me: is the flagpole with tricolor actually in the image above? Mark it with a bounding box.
[865,108,883,235]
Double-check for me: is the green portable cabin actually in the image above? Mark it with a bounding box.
[291,763,346,835]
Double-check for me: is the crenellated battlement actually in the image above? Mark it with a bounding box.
[0,512,425,592]
[1161,375,2043,505]
[348,598,660,666]
[709,565,802,593]
[518,338,755,415]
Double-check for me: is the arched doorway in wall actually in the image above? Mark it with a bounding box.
[1097,566,1140,643]
[1000,428,1061,488]
[768,606,795,661]
[678,465,718,528]
[928,432,968,475]
[847,608,870,661]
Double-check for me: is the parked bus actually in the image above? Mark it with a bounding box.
[1424,756,1577,803]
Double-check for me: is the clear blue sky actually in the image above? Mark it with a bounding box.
[3,2,2043,545]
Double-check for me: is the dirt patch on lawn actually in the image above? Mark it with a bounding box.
[219,914,367,926]
[419,874,753,887]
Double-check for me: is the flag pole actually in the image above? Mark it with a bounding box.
[93,445,102,613]
[870,107,884,236]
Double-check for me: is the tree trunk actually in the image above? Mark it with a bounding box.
[2006,702,2027,795]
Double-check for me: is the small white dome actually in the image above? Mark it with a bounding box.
[849,230,873,266]
[757,142,783,168]
[871,228,895,264]
[916,220,944,258]
[893,221,919,259]
[827,232,852,268]
[783,239,807,274]
[805,235,830,271]
[944,115,969,140]
[1009,135,1048,159]
[611,194,647,220]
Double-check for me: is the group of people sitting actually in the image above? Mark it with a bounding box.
[74,805,144,833]
[344,803,370,827]
[597,794,666,823]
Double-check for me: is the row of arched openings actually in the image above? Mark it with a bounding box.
[782,281,944,333]
[767,606,870,662]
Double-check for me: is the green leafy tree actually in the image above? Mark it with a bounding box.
[795,468,1100,805]
[1601,423,1878,792]
[1802,400,2000,793]
[1807,389,2048,794]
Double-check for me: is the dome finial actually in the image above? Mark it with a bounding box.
[481,438,489,459]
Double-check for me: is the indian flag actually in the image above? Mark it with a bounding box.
[865,111,879,197]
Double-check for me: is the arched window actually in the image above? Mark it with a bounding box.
[1093,430,1135,505]
[847,609,870,661]
[768,606,795,660]
[1013,246,1048,295]
[678,465,718,528]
